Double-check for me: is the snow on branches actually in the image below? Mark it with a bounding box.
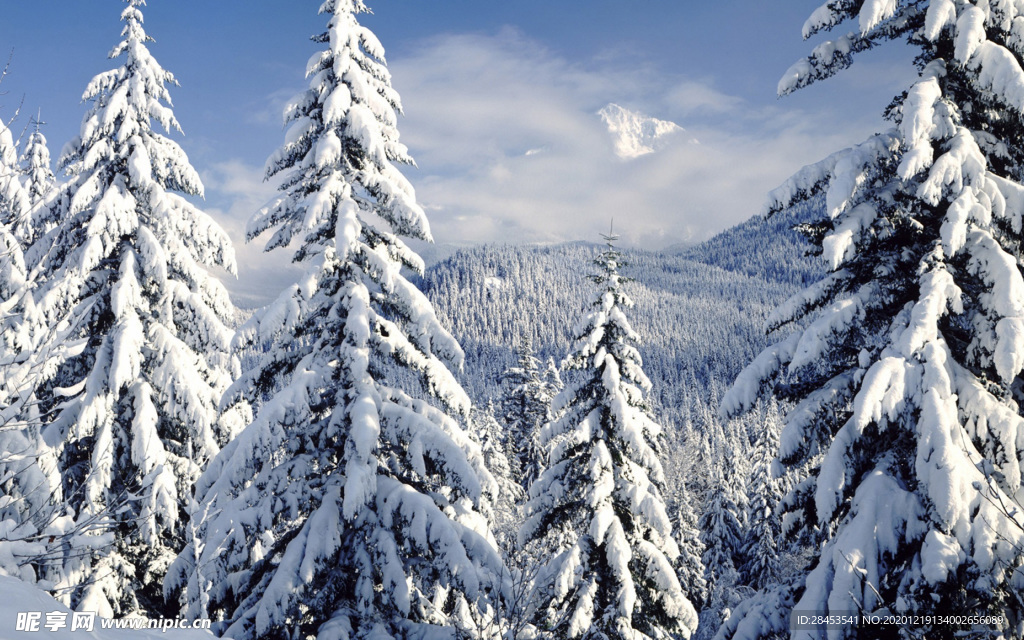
[18,0,243,616]
[523,235,698,640]
[722,2,1024,638]
[169,2,505,638]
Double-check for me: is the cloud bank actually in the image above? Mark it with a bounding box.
[208,28,915,305]
[388,28,910,250]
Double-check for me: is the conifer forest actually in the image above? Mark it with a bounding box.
[1,1,1024,639]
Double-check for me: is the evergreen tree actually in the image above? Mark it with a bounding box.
[474,400,523,548]
[522,235,697,640]
[738,414,781,592]
[543,356,563,395]
[500,336,552,492]
[24,0,242,616]
[0,120,34,359]
[0,121,29,242]
[0,113,57,588]
[19,115,55,210]
[0,374,59,588]
[674,485,708,612]
[167,2,504,638]
[722,2,1024,637]
[698,465,743,614]
[0,59,61,586]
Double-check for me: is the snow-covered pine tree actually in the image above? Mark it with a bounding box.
[472,401,541,640]
[0,72,64,591]
[500,335,552,492]
[722,2,1024,637]
[474,400,522,548]
[674,484,708,612]
[167,2,504,638]
[521,234,697,640]
[697,464,743,615]
[0,351,60,589]
[0,118,33,358]
[738,414,780,592]
[543,356,563,396]
[0,111,57,588]
[23,0,242,617]
[19,115,56,210]
[0,121,30,243]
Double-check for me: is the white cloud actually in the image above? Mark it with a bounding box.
[201,159,302,308]
[206,28,917,305]
[387,28,913,249]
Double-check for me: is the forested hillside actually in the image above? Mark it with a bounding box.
[420,198,821,430]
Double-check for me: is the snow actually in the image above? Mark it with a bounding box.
[955,6,986,62]
[10,0,248,616]
[924,0,957,41]
[777,32,863,96]
[483,275,504,291]
[793,472,925,640]
[858,0,899,34]
[721,332,800,418]
[169,3,507,637]
[897,75,941,180]
[802,2,845,39]
[972,41,1024,111]
[920,530,965,585]
[8,0,1024,637]
[597,103,692,159]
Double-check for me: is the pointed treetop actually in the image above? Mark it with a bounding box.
[249,0,428,265]
[113,0,158,59]
[117,0,155,52]
[321,0,370,18]
[81,0,177,133]
[19,113,56,207]
[591,230,632,306]
[65,0,199,201]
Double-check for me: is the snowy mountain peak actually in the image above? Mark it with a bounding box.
[598,103,690,159]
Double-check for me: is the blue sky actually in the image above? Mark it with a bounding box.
[0,1,916,305]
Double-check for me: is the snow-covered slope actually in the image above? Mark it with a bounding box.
[598,103,693,158]
[0,576,217,639]
[417,197,822,428]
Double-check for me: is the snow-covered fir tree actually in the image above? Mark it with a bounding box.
[500,335,553,492]
[0,121,30,242]
[0,68,65,594]
[0,105,58,588]
[674,484,708,612]
[521,234,697,640]
[0,121,33,357]
[473,400,522,548]
[738,414,781,592]
[22,0,243,616]
[167,2,505,638]
[722,2,1024,637]
[691,411,754,640]
[0,354,59,589]
[19,116,55,211]
[543,356,563,396]
[697,465,743,615]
